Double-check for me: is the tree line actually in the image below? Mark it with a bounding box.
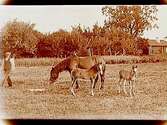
[0,6,158,58]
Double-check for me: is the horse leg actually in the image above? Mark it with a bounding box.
[93,74,99,89]
[100,66,106,90]
[132,81,135,96]
[100,74,105,90]
[70,72,79,89]
[123,80,128,95]
[129,81,133,97]
[118,78,122,94]
[75,80,80,89]
[91,79,95,96]
[70,79,77,96]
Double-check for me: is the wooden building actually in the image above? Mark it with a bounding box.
[148,40,167,55]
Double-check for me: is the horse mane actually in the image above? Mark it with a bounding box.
[51,57,71,74]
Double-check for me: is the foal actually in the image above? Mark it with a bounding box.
[118,65,137,97]
[70,63,103,96]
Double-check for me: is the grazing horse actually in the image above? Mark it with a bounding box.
[49,55,106,89]
[1,52,15,87]
[70,63,103,96]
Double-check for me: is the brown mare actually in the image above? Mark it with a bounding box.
[49,55,106,89]
[70,63,103,96]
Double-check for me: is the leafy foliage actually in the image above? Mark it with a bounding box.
[1,6,158,57]
[1,19,44,57]
[102,6,158,37]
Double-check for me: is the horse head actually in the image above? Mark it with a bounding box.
[49,66,59,84]
[132,65,137,72]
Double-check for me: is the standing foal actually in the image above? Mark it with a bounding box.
[70,63,103,96]
[118,65,137,96]
[1,52,15,87]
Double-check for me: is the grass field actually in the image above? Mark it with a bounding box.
[12,55,167,67]
[0,60,167,119]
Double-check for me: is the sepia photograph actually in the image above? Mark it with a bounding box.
[0,5,167,119]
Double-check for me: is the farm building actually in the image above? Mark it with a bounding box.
[148,40,167,55]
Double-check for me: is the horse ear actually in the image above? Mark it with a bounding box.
[132,65,137,69]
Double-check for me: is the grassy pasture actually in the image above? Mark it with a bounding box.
[13,55,167,67]
[0,60,167,119]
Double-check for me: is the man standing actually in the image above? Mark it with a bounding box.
[1,52,15,87]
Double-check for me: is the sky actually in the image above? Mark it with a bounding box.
[0,5,167,40]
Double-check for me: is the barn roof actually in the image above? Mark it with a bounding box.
[148,40,167,47]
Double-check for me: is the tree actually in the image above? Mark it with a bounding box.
[102,5,158,37]
[71,24,83,34]
[1,19,41,57]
